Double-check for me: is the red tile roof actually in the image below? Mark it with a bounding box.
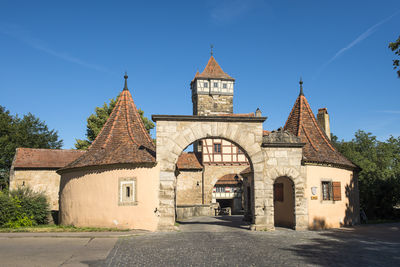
[194,56,234,81]
[60,76,156,172]
[176,152,202,170]
[284,91,356,169]
[12,148,85,169]
[215,173,241,185]
[218,113,255,117]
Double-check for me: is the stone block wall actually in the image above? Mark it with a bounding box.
[155,118,265,230]
[10,169,61,211]
[262,146,308,230]
[176,204,217,220]
[176,170,203,205]
[192,94,233,115]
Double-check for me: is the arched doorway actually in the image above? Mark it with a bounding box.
[273,176,295,229]
[153,114,266,230]
[174,137,253,223]
[212,173,244,215]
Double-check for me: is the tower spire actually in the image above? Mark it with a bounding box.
[124,72,128,90]
[210,44,214,56]
[299,77,304,96]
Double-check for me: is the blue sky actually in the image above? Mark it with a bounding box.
[1,0,399,149]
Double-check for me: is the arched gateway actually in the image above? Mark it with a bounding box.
[152,115,309,231]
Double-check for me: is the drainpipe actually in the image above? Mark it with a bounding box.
[202,166,205,204]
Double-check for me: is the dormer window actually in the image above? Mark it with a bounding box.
[204,82,208,88]
[223,83,227,89]
[213,82,218,88]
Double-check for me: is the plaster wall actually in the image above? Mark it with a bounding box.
[306,165,358,229]
[10,169,60,210]
[59,164,160,231]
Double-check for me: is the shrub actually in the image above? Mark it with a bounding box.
[9,187,50,225]
[0,187,50,228]
[0,190,17,226]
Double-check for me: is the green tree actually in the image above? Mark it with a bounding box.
[75,97,154,150]
[0,106,63,189]
[389,36,400,78]
[333,130,400,219]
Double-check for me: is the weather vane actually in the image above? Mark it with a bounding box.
[299,77,304,96]
[210,44,214,56]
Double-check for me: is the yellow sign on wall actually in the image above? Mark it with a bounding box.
[311,196,318,200]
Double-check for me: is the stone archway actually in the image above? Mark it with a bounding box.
[273,176,295,228]
[152,115,267,230]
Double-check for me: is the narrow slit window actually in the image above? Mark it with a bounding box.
[214,143,221,153]
[126,186,130,198]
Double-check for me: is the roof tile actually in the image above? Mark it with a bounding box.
[177,152,202,170]
[12,148,85,169]
[284,92,356,169]
[60,76,156,171]
[194,56,234,80]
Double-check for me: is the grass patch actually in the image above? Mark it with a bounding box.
[174,222,180,227]
[0,224,130,233]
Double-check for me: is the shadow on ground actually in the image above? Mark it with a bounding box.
[284,223,400,266]
[177,215,251,230]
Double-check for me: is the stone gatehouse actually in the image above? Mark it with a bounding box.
[10,54,360,231]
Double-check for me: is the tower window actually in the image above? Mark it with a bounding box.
[223,83,227,89]
[213,82,218,88]
[119,178,137,205]
[204,82,208,88]
[214,143,221,153]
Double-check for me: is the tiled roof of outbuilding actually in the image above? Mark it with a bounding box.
[284,82,356,169]
[12,148,85,169]
[219,113,255,117]
[215,173,241,185]
[60,74,156,172]
[194,56,234,81]
[177,152,202,170]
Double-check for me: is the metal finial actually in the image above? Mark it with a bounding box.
[210,44,214,56]
[123,72,128,90]
[299,77,304,96]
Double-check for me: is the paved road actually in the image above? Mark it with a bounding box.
[0,216,399,266]
[0,236,118,266]
[105,216,400,267]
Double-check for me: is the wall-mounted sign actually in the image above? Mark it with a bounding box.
[311,196,318,200]
[311,186,317,196]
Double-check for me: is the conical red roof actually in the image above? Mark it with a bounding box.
[60,75,155,171]
[284,88,356,169]
[195,56,234,80]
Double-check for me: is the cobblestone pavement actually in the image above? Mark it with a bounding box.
[104,216,400,267]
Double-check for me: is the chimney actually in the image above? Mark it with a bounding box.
[255,108,262,117]
[317,108,331,140]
